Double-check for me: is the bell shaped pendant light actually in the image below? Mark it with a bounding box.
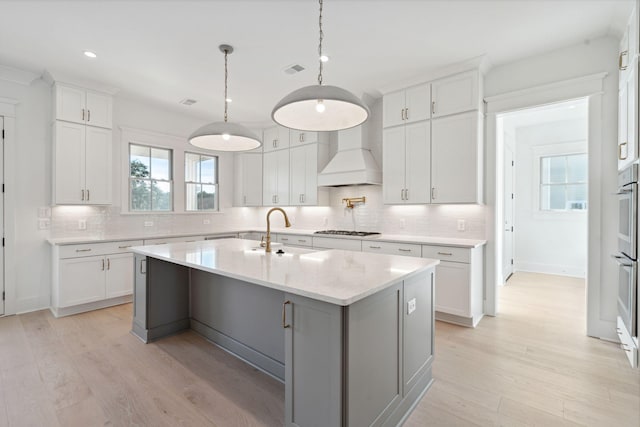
[272,0,369,131]
[189,45,262,151]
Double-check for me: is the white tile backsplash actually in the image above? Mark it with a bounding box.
[51,186,485,240]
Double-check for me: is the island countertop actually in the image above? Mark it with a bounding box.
[130,238,439,306]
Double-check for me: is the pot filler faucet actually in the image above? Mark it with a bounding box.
[265,207,291,252]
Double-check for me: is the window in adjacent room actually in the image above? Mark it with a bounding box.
[129,144,173,211]
[539,153,587,211]
[185,152,218,211]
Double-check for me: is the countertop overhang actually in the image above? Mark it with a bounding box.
[130,238,439,306]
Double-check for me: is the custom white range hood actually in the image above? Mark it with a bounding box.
[317,126,382,187]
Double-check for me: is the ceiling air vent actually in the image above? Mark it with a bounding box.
[179,98,197,106]
[284,64,305,75]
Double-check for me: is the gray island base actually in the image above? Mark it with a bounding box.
[130,239,438,426]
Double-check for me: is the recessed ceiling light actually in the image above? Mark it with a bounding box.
[84,51,97,58]
[319,55,329,62]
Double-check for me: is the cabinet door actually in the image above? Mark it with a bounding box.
[434,260,471,317]
[59,256,106,307]
[263,151,279,205]
[303,144,318,205]
[404,121,431,204]
[85,126,112,204]
[383,126,406,204]
[55,84,86,125]
[284,293,342,427]
[85,91,113,129]
[276,148,290,205]
[619,63,638,170]
[54,121,86,204]
[263,127,279,153]
[289,145,307,206]
[290,130,318,146]
[243,153,263,206]
[383,90,406,128]
[432,112,480,203]
[105,253,134,298]
[431,70,479,118]
[404,83,431,123]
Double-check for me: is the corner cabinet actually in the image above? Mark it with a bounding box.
[383,69,484,205]
[234,152,263,206]
[284,269,434,427]
[52,82,113,205]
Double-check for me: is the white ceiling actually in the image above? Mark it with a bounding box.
[0,0,632,128]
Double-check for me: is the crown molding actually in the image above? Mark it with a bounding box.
[42,69,120,95]
[0,64,41,86]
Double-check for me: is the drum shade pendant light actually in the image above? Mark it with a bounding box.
[189,45,262,151]
[271,0,369,131]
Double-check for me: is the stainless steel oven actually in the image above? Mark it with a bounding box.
[615,164,639,368]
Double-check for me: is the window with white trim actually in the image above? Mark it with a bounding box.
[185,152,218,211]
[540,153,587,211]
[129,143,173,211]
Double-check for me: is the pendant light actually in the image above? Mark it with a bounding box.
[271,0,369,131]
[189,45,262,151]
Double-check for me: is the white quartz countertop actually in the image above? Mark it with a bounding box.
[129,238,439,306]
[48,227,485,248]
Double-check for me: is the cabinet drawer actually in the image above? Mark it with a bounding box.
[143,236,204,245]
[421,245,470,263]
[313,237,362,251]
[277,234,313,247]
[59,240,143,259]
[362,241,422,257]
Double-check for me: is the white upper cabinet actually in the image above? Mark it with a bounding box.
[382,121,430,204]
[431,70,480,119]
[618,4,639,170]
[263,125,290,152]
[431,111,483,204]
[290,130,319,146]
[263,149,290,206]
[234,153,263,207]
[383,84,430,128]
[54,122,112,205]
[54,83,112,129]
[289,143,328,206]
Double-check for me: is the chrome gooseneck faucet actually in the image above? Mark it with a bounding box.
[265,207,291,252]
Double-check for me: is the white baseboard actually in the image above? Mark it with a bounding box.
[514,261,585,278]
[15,296,49,315]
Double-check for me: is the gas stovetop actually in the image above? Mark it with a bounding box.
[314,230,381,237]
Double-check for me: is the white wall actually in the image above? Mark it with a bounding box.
[513,119,588,277]
[484,36,619,340]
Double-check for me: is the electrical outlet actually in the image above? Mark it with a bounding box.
[400,218,406,229]
[323,217,328,226]
[144,221,154,227]
[203,219,211,225]
[457,219,466,231]
[38,218,50,230]
[78,219,87,230]
[38,207,51,218]
[407,298,416,315]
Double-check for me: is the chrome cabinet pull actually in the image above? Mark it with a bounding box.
[405,108,409,120]
[298,239,307,243]
[75,248,91,252]
[619,50,629,70]
[401,108,405,121]
[619,142,628,160]
[81,189,85,201]
[140,258,146,274]
[282,300,291,328]
[87,110,91,122]
[118,245,132,249]
[432,101,436,115]
[86,189,90,201]
[437,251,453,256]
[281,237,289,241]
[101,259,105,271]
[369,245,381,249]
[82,109,85,121]
[401,189,405,200]
[107,258,110,270]
[398,248,411,252]
[405,188,409,200]
[431,187,437,200]
[243,195,247,205]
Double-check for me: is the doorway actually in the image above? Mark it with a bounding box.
[497,98,589,292]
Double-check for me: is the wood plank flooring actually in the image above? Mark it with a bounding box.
[0,272,638,426]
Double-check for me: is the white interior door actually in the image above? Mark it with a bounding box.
[503,145,515,282]
[0,116,4,315]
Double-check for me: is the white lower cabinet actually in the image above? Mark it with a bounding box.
[312,237,362,251]
[422,244,484,327]
[362,241,422,257]
[52,240,142,317]
[277,234,312,247]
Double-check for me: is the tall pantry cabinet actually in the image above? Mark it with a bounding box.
[52,83,113,205]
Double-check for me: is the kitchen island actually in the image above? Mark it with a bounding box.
[130,238,438,427]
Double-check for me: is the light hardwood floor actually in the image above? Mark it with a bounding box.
[0,272,638,426]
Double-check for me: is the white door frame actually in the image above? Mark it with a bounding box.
[0,97,17,316]
[484,73,606,338]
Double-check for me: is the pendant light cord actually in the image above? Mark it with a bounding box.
[317,0,323,86]
[223,48,229,122]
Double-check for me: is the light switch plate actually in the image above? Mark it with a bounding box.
[407,298,416,315]
[38,218,50,230]
[78,219,87,230]
[457,219,466,231]
[38,207,51,218]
